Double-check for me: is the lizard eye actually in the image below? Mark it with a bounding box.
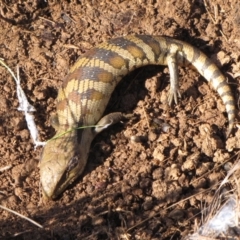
[67,156,79,172]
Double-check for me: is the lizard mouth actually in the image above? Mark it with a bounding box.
[41,172,67,200]
[40,128,83,200]
[41,151,86,200]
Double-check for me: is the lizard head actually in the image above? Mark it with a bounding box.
[40,127,95,199]
[40,111,121,199]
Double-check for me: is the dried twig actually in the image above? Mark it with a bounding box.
[0,58,45,147]
[0,204,43,228]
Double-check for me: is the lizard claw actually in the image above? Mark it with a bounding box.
[168,88,181,105]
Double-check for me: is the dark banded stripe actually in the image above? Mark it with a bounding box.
[209,68,222,80]
[224,100,235,107]
[135,35,162,61]
[108,37,148,61]
[165,37,184,51]
[227,110,236,118]
[80,88,105,100]
[228,117,235,123]
[215,81,228,91]
[64,66,114,87]
[63,62,88,88]
[75,66,113,82]
[219,90,233,98]
[201,57,213,73]
[191,48,201,63]
[85,47,128,69]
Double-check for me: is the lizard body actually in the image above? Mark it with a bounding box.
[40,35,235,199]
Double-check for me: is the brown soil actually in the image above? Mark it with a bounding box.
[0,0,240,239]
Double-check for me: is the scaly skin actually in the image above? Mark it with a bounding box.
[40,35,235,199]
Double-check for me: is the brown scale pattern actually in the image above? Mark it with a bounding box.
[57,35,235,131]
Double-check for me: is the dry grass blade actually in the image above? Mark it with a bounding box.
[189,156,240,239]
[127,187,215,233]
[0,165,12,172]
[203,0,228,41]
[0,204,43,228]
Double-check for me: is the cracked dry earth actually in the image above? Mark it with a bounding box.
[0,0,240,239]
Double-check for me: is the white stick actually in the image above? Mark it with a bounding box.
[0,59,46,148]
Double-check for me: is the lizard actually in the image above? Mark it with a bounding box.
[40,35,235,199]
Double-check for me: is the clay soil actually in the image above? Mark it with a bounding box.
[1,0,240,239]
